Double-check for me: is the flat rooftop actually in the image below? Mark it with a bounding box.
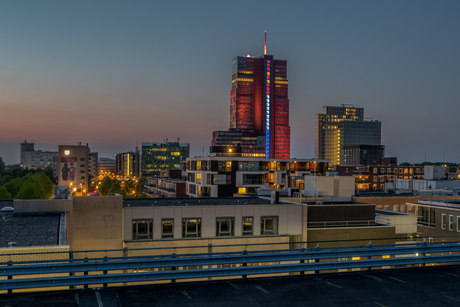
[123,197,275,207]
[0,199,14,209]
[3,265,460,306]
[0,212,61,247]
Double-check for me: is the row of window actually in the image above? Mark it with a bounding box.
[441,214,460,232]
[132,217,279,240]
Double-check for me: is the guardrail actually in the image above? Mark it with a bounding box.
[2,240,460,293]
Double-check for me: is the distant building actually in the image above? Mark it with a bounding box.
[20,140,35,167]
[315,105,382,165]
[58,143,90,195]
[186,145,328,197]
[22,150,59,170]
[20,140,59,177]
[333,164,425,191]
[88,151,98,182]
[342,145,385,166]
[141,141,189,177]
[98,157,116,173]
[212,33,290,159]
[145,177,187,198]
[115,147,141,180]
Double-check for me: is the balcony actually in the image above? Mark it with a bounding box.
[238,166,269,172]
[242,179,265,185]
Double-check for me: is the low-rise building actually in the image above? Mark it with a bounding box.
[186,150,328,197]
[145,177,187,198]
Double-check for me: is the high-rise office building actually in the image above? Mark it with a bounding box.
[141,141,190,177]
[315,105,382,165]
[115,147,141,180]
[213,32,290,159]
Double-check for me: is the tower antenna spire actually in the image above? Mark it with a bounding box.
[264,31,267,55]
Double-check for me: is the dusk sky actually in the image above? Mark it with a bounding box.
[1,0,459,165]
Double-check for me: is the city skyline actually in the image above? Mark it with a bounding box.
[1,1,460,164]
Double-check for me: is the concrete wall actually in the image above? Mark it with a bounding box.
[304,176,355,202]
[376,211,418,235]
[123,204,303,241]
[70,196,124,253]
[307,225,396,248]
[425,165,444,180]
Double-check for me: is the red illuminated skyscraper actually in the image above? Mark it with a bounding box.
[213,32,290,159]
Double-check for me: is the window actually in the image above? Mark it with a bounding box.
[80,170,85,173]
[261,217,278,235]
[196,173,201,184]
[449,215,454,231]
[216,218,234,237]
[162,219,174,239]
[242,217,253,236]
[373,176,377,181]
[182,218,201,238]
[457,216,460,232]
[80,158,85,161]
[442,214,446,229]
[132,220,153,240]
[373,168,378,174]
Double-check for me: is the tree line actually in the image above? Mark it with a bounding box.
[0,157,56,199]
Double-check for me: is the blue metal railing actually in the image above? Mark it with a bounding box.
[2,240,460,292]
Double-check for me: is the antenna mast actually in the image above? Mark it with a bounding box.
[264,31,267,55]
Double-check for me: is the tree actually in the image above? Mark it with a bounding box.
[108,182,121,195]
[16,179,40,199]
[0,157,5,174]
[399,162,411,166]
[123,179,135,196]
[0,186,12,199]
[4,177,22,198]
[99,177,114,196]
[14,173,54,199]
[135,177,147,195]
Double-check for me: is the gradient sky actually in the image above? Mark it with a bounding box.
[1,0,459,165]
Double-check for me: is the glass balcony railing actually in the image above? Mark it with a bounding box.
[238,166,269,171]
[242,179,264,185]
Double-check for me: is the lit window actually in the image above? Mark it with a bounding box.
[216,218,234,237]
[162,219,174,239]
[182,218,201,238]
[242,217,253,236]
[261,217,278,235]
[132,220,153,240]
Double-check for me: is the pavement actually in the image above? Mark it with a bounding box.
[3,265,460,306]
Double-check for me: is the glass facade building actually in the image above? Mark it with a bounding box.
[315,105,382,165]
[141,142,190,177]
[212,35,290,159]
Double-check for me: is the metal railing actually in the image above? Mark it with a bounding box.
[307,220,377,228]
[2,240,460,293]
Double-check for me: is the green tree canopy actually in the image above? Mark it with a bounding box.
[0,157,5,174]
[0,186,12,199]
[98,177,114,196]
[15,173,54,199]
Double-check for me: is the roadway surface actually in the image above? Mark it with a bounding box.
[3,265,460,306]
